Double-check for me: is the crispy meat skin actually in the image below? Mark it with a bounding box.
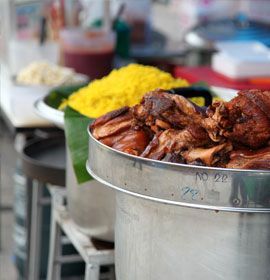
[91,107,132,139]
[239,89,270,119]
[132,90,206,132]
[101,129,150,156]
[141,126,211,160]
[224,90,270,149]
[91,107,150,155]
[183,142,233,167]
[203,89,270,149]
[227,147,270,170]
[202,101,228,142]
[162,153,186,163]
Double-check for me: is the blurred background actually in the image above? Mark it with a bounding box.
[2,0,270,74]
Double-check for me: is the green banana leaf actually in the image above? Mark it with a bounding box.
[44,83,92,184]
[46,83,88,108]
[64,106,94,184]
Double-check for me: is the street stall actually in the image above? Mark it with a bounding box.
[0,1,270,280]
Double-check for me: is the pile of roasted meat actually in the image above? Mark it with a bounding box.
[91,89,270,170]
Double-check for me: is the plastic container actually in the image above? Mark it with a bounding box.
[60,28,115,79]
[212,41,270,79]
[118,0,151,44]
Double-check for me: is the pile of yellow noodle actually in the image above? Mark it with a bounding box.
[60,64,189,118]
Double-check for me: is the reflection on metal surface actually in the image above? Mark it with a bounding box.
[231,174,270,208]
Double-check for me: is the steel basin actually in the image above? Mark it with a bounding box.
[67,148,115,242]
[34,94,115,241]
[87,129,270,280]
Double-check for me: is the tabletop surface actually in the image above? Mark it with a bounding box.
[0,64,55,132]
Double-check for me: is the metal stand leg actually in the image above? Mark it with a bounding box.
[47,187,65,280]
[26,178,33,278]
[0,158,2,251]
[85,264,100,280]
[28,181,43,280]
[46,211,62,280]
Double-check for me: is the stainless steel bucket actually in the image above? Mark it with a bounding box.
[115,194,270,280]
[67,149,115,241]
[34,97,116,241]
[87,130,270,280]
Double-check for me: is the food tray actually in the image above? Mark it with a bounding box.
[87,129,270,213]
[33,74,89,128]
[34,98,65,129]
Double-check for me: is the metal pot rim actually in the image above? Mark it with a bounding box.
[87,127,270,175]
[87,128,270,213]
[86,161,270,213]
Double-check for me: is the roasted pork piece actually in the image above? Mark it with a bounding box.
[91,107,150,155]
[182,142,233,167]
[141,126,211,160]
[132,90,206,133]
[202,101,228,142]
[91,89,270,170]
[224,90,270,149]
[91,107,132,139]
[203,89,270,149]
[100,128,150,156]
[227,147,270,170]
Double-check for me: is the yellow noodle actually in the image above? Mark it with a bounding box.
[60,64,189,118]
